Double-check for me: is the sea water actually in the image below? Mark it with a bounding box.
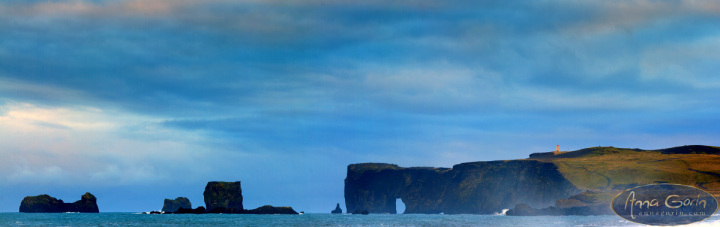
[2,213,720,226]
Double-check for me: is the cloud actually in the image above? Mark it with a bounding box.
[0,102,211,186]
[640,36,720,89]
[2,0,716,115]
[1,0,720,212]
[359,66,501,112]
[1,0,718,153]
[0,0,206,17]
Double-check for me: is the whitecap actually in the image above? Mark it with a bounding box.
[493,209,509,216]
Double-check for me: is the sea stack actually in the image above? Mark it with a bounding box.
[162,197,192,212]
[204,181,244,213]
[331,203,343,214]
[19,192,99,213]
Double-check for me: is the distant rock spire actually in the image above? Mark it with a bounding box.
[332,203,343,214]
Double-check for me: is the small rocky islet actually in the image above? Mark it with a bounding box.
[331,203,343,214]
[162,197,191,213]
[19,181,298,215]
[149,181,298,214]
[19,192,99,213]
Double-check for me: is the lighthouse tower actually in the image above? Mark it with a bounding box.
[554,144,560,155]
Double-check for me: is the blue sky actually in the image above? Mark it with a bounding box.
[1,0,719,212]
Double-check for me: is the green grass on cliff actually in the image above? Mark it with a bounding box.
[348,163,401,173]
[542,146,720,196]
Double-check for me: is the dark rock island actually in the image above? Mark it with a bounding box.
[174,206,206,214]
[203,181,297,214]
[244,205,298,214]
[331,203,343,214]
[150,181,297,214]
[204,181,244,213]
[19,192,99,213]
[345,145,720,215]
[162,197,192,213]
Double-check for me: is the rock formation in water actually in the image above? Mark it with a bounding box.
[148,181,298,214]
[162,197,192,212]
[174,206,206,214]
[200,181,297,214]
[19,195,64,213]
[245,205,299,214]
[66,193,100,213]
[19,192,99,213]
[345,161,579,214]
[204,181,244,213]
[331,203,343,214]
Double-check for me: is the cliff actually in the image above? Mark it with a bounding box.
[162,197,192,212]
[506,202,612,216]
[345,145,720,215]
[19,192,99,213]
[204,181,244,213]
[506,191,614,216]
[345,161,579,214]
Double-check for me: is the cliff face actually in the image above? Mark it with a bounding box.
[162,197,192,212]
[344,160,579,214]
[346,145,720,215]
[506,191,614,216]
[203,181,244,213]
[19,192,99,213]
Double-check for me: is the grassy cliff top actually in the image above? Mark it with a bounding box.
[348,163,451,173]
[532,145,720,195]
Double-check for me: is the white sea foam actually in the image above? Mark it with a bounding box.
[493,209,510,215]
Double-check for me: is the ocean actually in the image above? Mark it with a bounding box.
[2,213,720,226]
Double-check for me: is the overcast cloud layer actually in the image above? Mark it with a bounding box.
[1,0,719,212]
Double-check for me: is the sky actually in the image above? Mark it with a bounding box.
[1,0,720,213]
